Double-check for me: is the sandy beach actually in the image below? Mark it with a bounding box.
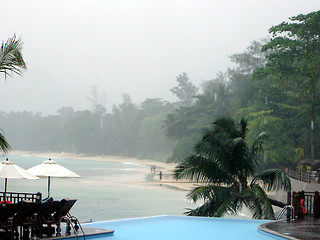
[9,150,198,191]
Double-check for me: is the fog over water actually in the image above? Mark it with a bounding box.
[1,0,319,115]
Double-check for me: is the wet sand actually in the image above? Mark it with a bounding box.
[9,151,198,191]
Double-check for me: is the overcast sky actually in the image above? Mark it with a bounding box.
[1,0,319,115]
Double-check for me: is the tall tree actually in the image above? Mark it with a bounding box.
[170,73,199,106]
[256,11,320,159]
[0,35,27,153]
[175,117,291,219]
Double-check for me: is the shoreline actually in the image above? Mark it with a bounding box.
[9,150,198,191]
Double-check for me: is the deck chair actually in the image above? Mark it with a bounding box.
[0,203,19,239]
[12,201,41,240]
[52,199,77,236]
[32,199,59,238]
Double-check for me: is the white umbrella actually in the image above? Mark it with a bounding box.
[27,158,80,197]
[0,158,39,202]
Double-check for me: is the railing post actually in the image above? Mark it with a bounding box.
[292,191,298,218]
[299,191,305,218]
[314,191,320,218]
[36,192,42,201]
[287,192,292,219]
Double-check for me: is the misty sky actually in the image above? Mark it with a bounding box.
[1,0,319,115]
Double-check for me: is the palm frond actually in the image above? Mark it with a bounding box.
[238,117,248,139]
[174,154,234,184]
[186,185,230,202]
[0,34,27,79]
[214,189,243,217]
[241,184,274,219]
[251,168,291,192]
[186,185,236,217]
[185,201,216,217]
[0,129,11,153]
[241,187,262,219]
[251,131,268,156]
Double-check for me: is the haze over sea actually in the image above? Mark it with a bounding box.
[3,154,200,222]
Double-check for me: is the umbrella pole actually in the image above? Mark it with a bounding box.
[48,176,51,198]
[4,178,7,202]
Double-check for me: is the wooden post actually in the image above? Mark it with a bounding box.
[36,192,42,202]
[292,191,298,218]
[287,192,292,219]
[298,191,305,218]
[314,191,320,218]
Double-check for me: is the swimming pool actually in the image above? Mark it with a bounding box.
[66,215,287,240]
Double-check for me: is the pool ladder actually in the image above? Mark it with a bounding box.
[276,205,294,220]
[57,214,86,239]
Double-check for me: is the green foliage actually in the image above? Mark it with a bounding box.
[0,35,27,153]
[0,129,11,153]
[0,34,27,78]
[256,11,320,160]
[170,72,199,106]
[0,96,174,160]
[175,116,291,219]
[167,136,197,163]
[164,73,232,162]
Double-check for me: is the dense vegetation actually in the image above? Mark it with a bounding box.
[1,11,319,169]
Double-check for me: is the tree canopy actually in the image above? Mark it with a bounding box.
[255,10,320,160]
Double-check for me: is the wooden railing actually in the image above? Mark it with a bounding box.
[289,191,320,218]
[288,170,320,183]
[0,191,42,203]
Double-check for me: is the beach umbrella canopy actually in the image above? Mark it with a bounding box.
[0,158,39,202]
[27,158,80,197]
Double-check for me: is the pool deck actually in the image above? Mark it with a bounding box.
[30,226,114,239]
[260,216,320,240]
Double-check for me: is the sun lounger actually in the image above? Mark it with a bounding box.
[52,199,77,236]
[0,203,18,224]
[32,199,59,237]
[12,200,42,240]
[0,203,19,239]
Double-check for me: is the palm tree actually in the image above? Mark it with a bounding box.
[0,34,27,79]
[0,130,11,154]
[0,34,27,153]
[174,117,291,219]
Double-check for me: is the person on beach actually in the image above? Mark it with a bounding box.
[159,171,163,180]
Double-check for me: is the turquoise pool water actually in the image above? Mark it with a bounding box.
[76,216,286,240]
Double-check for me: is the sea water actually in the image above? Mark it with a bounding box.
[2,155,199,222]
